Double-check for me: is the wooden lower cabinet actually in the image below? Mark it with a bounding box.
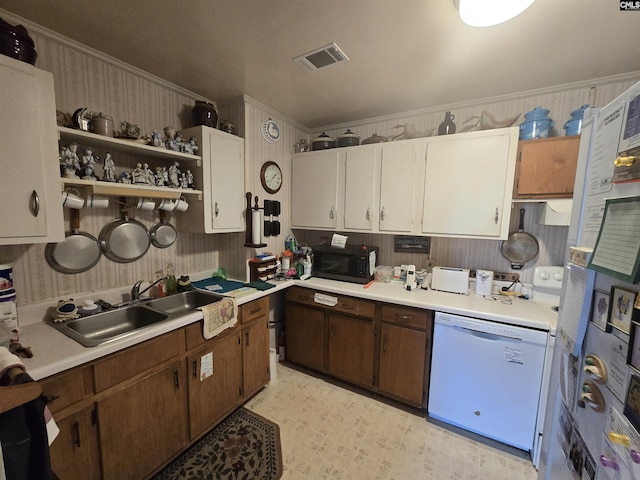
[242,317,270,399]
[49,407,100,480]
[187,331,242,439]
[285,302,326,371]
[97,361,188,480]
[327,313,375,388]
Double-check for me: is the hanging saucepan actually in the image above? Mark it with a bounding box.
[99,209,150,263]
[500,208,539,270]
[150,209,177,249]
[45,209,102,274]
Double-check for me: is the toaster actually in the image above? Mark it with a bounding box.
[431,266,470,294]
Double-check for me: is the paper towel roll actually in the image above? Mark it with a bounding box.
[252,210,262,245]
[269,348,277,383]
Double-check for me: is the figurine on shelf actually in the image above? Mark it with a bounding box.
[61,142,80,178]
[118,171,132,184]
[81,147,97,180]
[154,167,164,186]
[143,162,155,185]
[161,166,169,186]
[132,162,146,184]
[184,169,194,189]
[164,126,178,151]
[168,161,181,187]
[183,136,198,155]
[151,129,164,148]
[102,151,116,182]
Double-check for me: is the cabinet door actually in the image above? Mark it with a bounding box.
[514,136,579,198]
[178,126,244,233]
[242,318,270,398]
[344,147,379,231]
[327,313,375,388]
[187,332,242,439]
[0,56,63,244]
[285,303,325,371]
[291,151,340,229]
[97,362,187,480]
[378,323,427,406]
[49,408,101,480]
[379,141,421,233]
[422,128,517,239]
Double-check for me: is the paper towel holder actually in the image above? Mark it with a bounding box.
[244,192,267,248]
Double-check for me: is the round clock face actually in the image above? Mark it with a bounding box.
[261,161,282,194]
[261,118,280,143]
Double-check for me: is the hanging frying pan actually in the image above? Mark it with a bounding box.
[150,209,177,249]
[45,209,102,274]
[500,208,539,270]
[99,209,150,263]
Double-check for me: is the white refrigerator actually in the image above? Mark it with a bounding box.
[538,80,640,479]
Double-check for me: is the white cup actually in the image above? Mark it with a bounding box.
[157,199,176,211]
[136,198,156,211]
[61,189,84,209]
[173,196,189,212]
[86,194,109,209]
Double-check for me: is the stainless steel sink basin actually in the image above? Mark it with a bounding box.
[146,290,222,315]
[47,290,222,347]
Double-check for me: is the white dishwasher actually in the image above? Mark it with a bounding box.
[428,311,547,452]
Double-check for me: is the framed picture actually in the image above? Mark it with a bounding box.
[608,286,636,335]
[591,289,610,331]
[628,323,640,371]
[624,372,640,433]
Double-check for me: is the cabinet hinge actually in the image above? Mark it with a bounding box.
[372,374,377,387]
[91,408,98,426]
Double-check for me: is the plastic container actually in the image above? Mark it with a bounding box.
[374,266,393,283]
[0,263,13,292]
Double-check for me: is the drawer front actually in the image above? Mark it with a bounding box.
[93,330,183,393]
[241,296,269,324]
[40,367,88,413]
[184,321,239,351]
[286,287,375,318]
[381,305,430,330]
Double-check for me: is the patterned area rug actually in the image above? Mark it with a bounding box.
[152,408,282,480]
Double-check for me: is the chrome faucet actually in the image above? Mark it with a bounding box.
[130,277,167,302]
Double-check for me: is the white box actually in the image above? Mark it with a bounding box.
[431,267,470,295]
[537,200,572,226]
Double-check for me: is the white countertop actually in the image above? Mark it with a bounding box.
[18,276,554,381]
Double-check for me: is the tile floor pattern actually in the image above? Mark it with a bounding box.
[245,363,538,480]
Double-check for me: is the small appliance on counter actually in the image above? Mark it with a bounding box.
[312,244,378,284]
[431,266,469,294]
[475,270,494,296]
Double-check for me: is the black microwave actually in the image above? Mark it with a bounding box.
[312,245,378,284]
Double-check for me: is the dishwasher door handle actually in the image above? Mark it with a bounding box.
[454,326,521,342]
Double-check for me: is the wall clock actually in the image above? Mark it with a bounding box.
[260,161,283,194]
[261,118,280,143]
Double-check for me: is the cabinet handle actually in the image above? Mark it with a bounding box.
[341,303,355,310]
[73,420,81,448]
[45,394,60,405]
[366,207,370,221]
[192,360,197,380]
[246,332,250,347]
[329,207,335,219]
[380,207,385,221]
[30,190,40,217]
[330,327,334,339]
[382,336,387,353]
[494,207,499,224]
[299,295,310,301]
[174,370,180,390]
[215,202,220,217]
[395,314,412,321]
[250,307,260,314]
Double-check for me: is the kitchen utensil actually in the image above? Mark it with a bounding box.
[86,194,109,209]
[91,112,114,137]
[0,17,37,65]
[45,209,102,274]
[99,209,150,263]
[361,133,388,145]
[149,209,177,249]
[311,132,337,150]
[61,188,84,209]
[135,198,156,211]
[337,129,360,147]
[500,208,539,269]
[192,100,218,128]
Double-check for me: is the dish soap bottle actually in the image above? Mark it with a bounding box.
[165,263,177,295]
[155,269,165,297]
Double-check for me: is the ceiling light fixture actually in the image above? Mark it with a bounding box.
[454,0,535,27]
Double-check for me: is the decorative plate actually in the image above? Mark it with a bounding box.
[261,118,280,143]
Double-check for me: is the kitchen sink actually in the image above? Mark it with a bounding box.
[146,290,222,315]
[47,290,222,347]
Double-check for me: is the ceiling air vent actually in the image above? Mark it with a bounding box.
[294,42,349,72]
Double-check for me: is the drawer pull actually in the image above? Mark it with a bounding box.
[73,420,81,448]
[246,332,250,347]
[45,394,60,405]
[382,336,387,352]
[192,360,197,380]
[250,308,260,314]
[341,303,355,310]
[174,370,180,390]
[395,314,412,321]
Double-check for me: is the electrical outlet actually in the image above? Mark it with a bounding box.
[470,270,519,281]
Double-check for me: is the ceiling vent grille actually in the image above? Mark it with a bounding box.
[294,42,349,72]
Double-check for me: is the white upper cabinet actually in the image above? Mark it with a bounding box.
[291,150,340,229]
[421,127,518,239]
[0,56,64,245]
[179,126,244,233]
[343,146,379,231]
